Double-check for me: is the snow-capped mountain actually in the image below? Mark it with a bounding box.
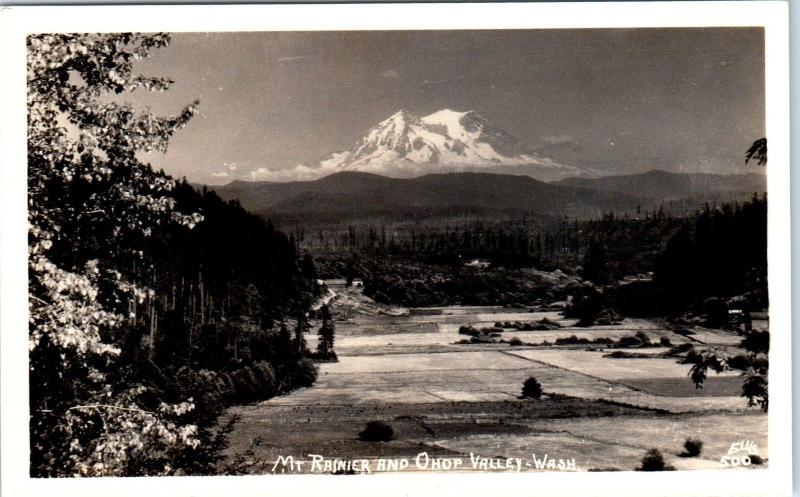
[316,109,594,181]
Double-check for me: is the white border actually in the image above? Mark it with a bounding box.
[0,3,791,497]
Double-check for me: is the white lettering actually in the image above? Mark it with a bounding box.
[532,453,548,469]
[308,454,324,472]
[415,452,430,469]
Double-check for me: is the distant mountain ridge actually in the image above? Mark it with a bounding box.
[212,171,629,224]
[555,170,766,200]
[211,170,765,225]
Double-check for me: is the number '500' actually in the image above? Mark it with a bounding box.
[720,455,752,467]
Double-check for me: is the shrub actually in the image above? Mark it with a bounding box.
[604,350,646,359]
[173,366,199,398]
[509,337,523,346]
[616,335,642,348]
[682,350,702,364]
[458,325,481,337]
[193,370,228,423]
[291,358,319,388]
[198,370,223,395]
[555,335,591,345]
[595,308,623,325]
[682,438,703,457]
[522,376,543,399]
[251,361,278,397]
[532,317,561,330]
[218,372,236,399]
[231,367,260,402]
[664,343,694,357]
[614,332,656,349]
[639,449,666,471]
[659,336,673,347]
[726,353,751,371]
[564,288,607,327]
[169,367,226,423]
[358,421,394,442]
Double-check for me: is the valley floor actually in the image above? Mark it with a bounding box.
[220,282,767,474]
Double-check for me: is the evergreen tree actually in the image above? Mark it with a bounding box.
[581,239,610,285]
[277,319,292,360]
[345,255,357,286]
[301,253,317,280]
[293,311,308,354]
[654,226,697,309]
[316,304,335,358]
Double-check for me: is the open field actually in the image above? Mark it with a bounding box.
[224,397,659,473]
[435,412,767,471]
[222,284,767,474]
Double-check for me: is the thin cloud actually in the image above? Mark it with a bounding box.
[277,55,306,63]
[381,69,400,80]
[533,134,582,156]
[249,164,323,182]
[211,171,229,178]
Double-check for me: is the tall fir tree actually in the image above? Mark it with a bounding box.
[316,304,335,358]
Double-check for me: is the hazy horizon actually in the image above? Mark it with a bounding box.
[217,168,765,187]
[128,28,765,185]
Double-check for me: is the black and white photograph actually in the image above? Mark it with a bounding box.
[0,3,792,496]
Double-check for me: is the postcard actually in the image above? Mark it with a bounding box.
[0,3,791,496]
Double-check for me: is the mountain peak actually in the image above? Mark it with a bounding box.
[425,108,472,117]
[315,108,594,181]
[384,109,418,121]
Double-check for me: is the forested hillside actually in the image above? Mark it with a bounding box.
[212,171,641,223]
[315,195,767,315]
[556,170,765,200]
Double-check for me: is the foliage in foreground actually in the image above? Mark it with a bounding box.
[679,142,770,412]
[687,329,769,411]
[28,33,317,477]
[28,32,202,477]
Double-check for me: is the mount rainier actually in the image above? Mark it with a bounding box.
[263,109,595,182]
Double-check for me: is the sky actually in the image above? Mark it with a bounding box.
[129,28,765,184]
